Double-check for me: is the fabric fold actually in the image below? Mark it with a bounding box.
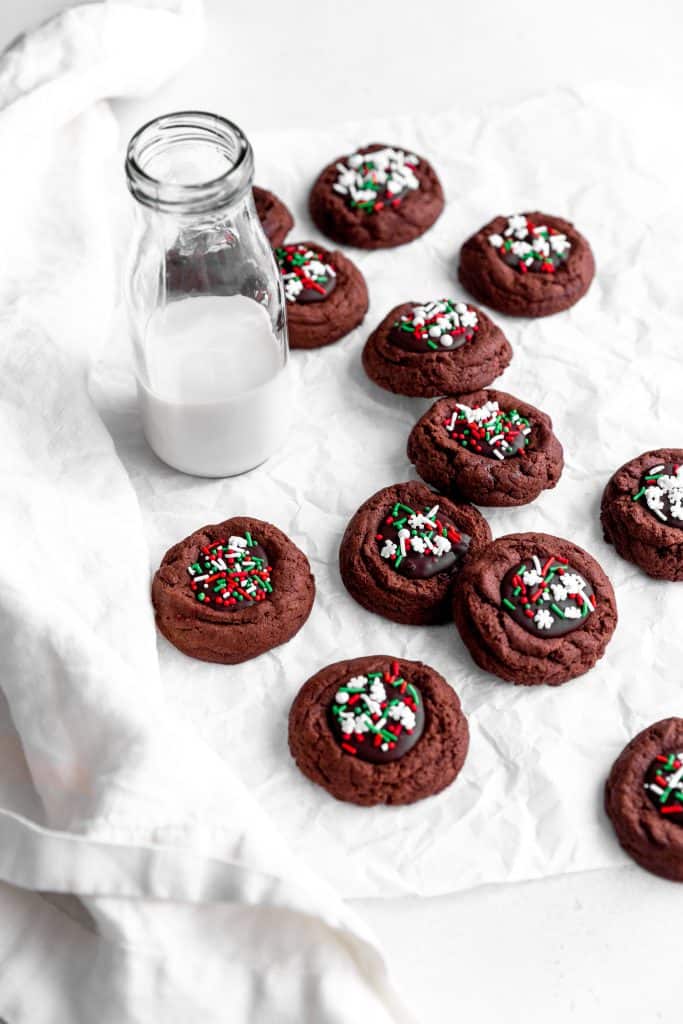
[0,3,412,1021]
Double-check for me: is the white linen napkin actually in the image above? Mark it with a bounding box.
[0,4,411,1021]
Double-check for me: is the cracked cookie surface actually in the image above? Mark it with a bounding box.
[288,655,469,805]
[309,142,444,249]
[407,388,563,507]
[362,299,512,397]
[458,211,594,317]
[277,240,368,349]
[339,481,491,625]
[605,718,683,881]
[152,516,315,664]
[452,532,617,686]
[253,185,294,247]
[601,448,683,581]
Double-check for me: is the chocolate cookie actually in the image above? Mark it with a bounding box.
[253,186,294,247]
[339,481,491,625]
[276,241,369,349]
[452,532,617,686]
[152,517,315,663]
[601,449,683,581]
[362,298,512,397]
[288,655,469,805]
[407,388,563,507]
[458,211,595,317]
[309,143,444,250]
[605,718,683,881]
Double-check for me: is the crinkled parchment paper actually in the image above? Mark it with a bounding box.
[94,85,683,898]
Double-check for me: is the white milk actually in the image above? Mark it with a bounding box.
[137,294,289,477]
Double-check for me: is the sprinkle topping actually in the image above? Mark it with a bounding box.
[500,554,596,637]
[276,243,337,304]
[390,299,479,353]
[444,400,531,460]
[488,214,571,274]
[328,660,425,763]
[375,501,470,580]
[644,751,683,827]
[333,146,420,213]
[187,534,273,610]
[632,463,683,530]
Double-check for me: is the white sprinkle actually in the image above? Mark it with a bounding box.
[398,528,411,557]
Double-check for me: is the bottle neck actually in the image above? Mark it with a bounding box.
[125,111,254,216]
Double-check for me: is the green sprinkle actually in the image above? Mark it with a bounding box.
[427,341,438,350]
[632,487,646,501]
[503,598,516,611]
[551,603,565,618]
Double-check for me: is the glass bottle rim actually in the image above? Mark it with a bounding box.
[125,111,254,214]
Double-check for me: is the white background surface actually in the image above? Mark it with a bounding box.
[3,2,683,1022]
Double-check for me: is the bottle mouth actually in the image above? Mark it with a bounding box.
[125,111,254,214]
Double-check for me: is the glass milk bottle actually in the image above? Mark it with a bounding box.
[124,111,289,477]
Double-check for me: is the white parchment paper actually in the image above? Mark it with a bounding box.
[96,85,683,899]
